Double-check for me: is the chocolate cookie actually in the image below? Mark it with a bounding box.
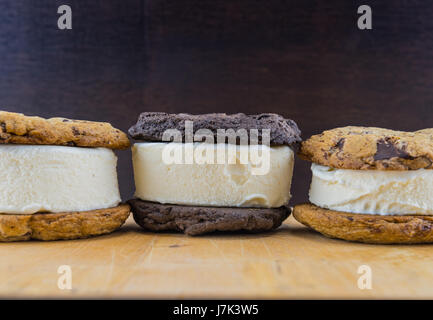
[0,111,130,149]
[129,199,290,236]
[0,204,130,241]
[293,203,433,244]
[128,112,301,148]
[299,126,433,170]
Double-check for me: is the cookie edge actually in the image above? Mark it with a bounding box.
[129,199,291,236]
[299,126,433,170]
[0,204,131,241]
[128,112,302,148]
[293,203,433,244]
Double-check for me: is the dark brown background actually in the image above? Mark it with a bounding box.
[0,0,432,204]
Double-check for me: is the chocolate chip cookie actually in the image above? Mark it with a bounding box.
[293,203,433,244]
[0,204,130,241]
[0,111,130,149]
[299,126,433,170]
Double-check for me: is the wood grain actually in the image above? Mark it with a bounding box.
[2,216,433,299]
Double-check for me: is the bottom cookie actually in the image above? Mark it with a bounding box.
[0,204,130,242]
[128,199,290,236]
[293,203,433,244]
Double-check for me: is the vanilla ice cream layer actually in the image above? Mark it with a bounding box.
[309,163,433,215]
[0,145,121,214]
[132,143,294,208]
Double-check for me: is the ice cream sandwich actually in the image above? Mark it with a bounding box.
[0,111,131,241]
[128,112,301,235]
[293,126,433,244]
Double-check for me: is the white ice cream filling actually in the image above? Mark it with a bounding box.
[309,163,433,215]
[0,145,121,214]
[132,142,294,208]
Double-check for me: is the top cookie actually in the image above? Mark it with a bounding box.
[128,112,302,147]
[0,111,130,149]
[299,126,433,170]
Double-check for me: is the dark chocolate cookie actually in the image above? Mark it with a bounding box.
[299,126,433,170]
[128,112,301,147]
[129,199,290,235]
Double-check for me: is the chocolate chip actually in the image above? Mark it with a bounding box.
[335,138,345,150]
[72,127,80,136]
[422,224,431,231]
[374,138,414,161]
[328,138,345,155]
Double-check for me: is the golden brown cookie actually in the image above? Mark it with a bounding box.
[299,126,433,170]
[0,204,130,241]
[0,111,130,149]
[293,203,433,244]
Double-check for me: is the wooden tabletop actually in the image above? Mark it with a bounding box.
[1,215,433,299]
